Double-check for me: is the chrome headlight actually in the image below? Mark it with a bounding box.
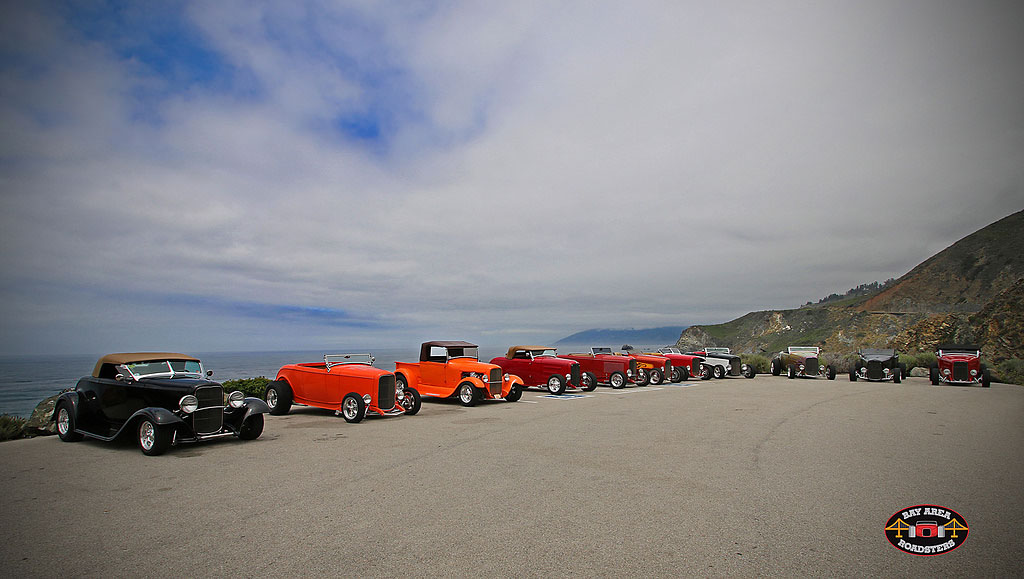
[970,369,977,376]
[799,364,805,371]
[565,373,571,380]
[883,368,890,375]
[179,395,199,414]
[396,382,405,399]
[726,364,732,371]
[503,374,510,381]
[362,394,372,404]
[819,365,826,372]
[627,370,633,377]
[943,368,951,376]
[228,390,245,408]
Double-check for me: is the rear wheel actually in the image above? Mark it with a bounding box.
[341,393,366,423]
[649,369,663,385]
[581,372,598,391]
[608,372,626,389]
[55,402,83,442]
[138,418,171,456]
[546,375,567,395]
[239,414,264,440]
[458,381,481,406]
[264,380,293,416]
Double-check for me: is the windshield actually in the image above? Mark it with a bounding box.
[448,346,479,360]
[659,347,681,354]
[788,347,819,355]
[592,347,613,355]
[705,347,730,354]
[532,349,558,357]
[120,359,203,379]
[325,353,374,367]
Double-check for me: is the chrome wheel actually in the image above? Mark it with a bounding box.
[342,397,359,420]
[56,407,70,436]
[460,384,474,404]
[139,421,155,452]
[265,388,278,409]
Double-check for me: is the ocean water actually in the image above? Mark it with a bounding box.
[0,346,513,418]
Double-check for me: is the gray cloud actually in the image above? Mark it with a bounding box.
[1,1,1022,355]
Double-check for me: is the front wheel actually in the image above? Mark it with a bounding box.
[581,372,598,391]
[712,365,725,379]
[55,402,83,442]
[649,369,663,385]
[458,381,481,406]
[788,365,796,379]
[138,418,171,456]
[982,371,991,388]
[671,366,688,383]
[239,414,264,440]
[264,380,293,415]
[826,365,836,380]
[505,383,522,402]
[546,375,567,395]
[770,358,781,376]
[893,367,901,384]
[929,365,939,385]
[635,368,650,386]
[849,368,858,381]
[341,393,366,423]
[743,365,756,378]
[608,372,626,389]
[700,365,712,380]
[400,388,422,415]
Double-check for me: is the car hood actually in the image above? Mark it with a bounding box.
[326,364,391,378]
[447,358,499,373]
[136,377,221,391]
[860,353,896,363]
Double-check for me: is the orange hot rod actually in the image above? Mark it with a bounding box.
[265,354,421,423]
[619,348,673,385]
[394,341,524,406]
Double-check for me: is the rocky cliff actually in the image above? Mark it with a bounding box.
[678,209,1024,361]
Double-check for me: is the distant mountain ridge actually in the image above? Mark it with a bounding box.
[555,326,687,347]
[677,209,1024,361]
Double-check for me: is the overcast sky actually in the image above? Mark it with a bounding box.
[1,1,1022,356]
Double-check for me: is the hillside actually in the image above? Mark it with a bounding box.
[678,209,1024,361]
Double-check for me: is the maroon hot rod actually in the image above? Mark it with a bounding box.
[930,344,991,387]
[561,347,640,389]
[489,346,591,394]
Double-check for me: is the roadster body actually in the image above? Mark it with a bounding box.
[394,341,523,406]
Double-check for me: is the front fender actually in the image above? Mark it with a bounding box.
[129,407,185,427]
[52,391,80,421]
[502,374,524,397]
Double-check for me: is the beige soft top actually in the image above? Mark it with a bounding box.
[92,352,199,378]
[507,345,555,358]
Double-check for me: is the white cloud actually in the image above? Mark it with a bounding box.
[1,0,1022,354]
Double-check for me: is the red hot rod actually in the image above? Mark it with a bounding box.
[930,344,991,387]
[489,346,591,394]
[561,348,640,389]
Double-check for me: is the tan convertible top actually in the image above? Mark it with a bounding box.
[92,352,199,378]
[506,345,554,358]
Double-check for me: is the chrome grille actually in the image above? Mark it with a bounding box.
[664,361,672,378]
[378,374,396,409]
[193,385,224,435]
[953,361,969,382]
[805,357,818,375]
[866,360,884,380]
[489,368,502,395]
[629,360,637,375]
[727,356,741,376]
[570,364,581,387]
[692,359,701,374]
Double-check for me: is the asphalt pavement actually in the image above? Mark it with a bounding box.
[1,374,1021,576]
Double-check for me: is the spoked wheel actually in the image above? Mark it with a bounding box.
[400,388,422,415]
[55,403,83,442]
[341,393,366,423]
[138,418,171,456]
[264,380,293,415]
[712,365,725,379]
[581,372,598,391]
[649,369,663,385]
[635,368,650,386]
[608,372,626,389]
[458,382,481,406]
[546,375,567,395]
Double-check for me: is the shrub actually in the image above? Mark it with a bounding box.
[995,359,1024,385]
[0,414,27,442]
[221,377,271,398]
[740,354,770,374]
[903,352,936,373]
